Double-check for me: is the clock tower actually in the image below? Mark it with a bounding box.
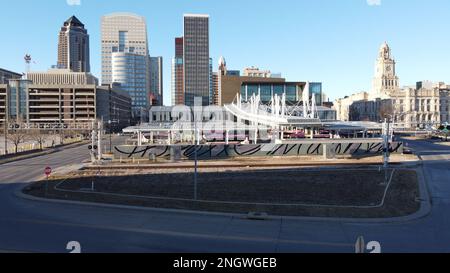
[372,42,399,98]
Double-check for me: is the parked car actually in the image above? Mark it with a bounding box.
[403,148,413,155]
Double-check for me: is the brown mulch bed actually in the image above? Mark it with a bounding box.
[23,169,420,218]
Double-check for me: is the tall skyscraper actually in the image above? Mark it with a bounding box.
[209,58,214,105]
[101,13,151,117]
[171,37,184,105]
[57,16,90,72]
[150,56,163,106]
[183,14,210,106]
[213,56,227,106]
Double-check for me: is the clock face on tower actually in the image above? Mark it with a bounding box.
[385,65,392,72]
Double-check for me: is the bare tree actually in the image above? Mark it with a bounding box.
[29,129,47,150]
[66,128,79,141]
[6,119,28,154]
[379,100,394,121]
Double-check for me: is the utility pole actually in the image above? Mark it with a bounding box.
[108,90,112,153]
[90,121,97,163]
[59,122,64,145]
[382,118,391,184]
[193,97,202,201]
[4,88,8,155]
[194,117,198,201]
[108,120,112,153]
[3,118,7,155]
[97,120,102,161]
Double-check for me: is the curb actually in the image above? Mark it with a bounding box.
[14,166,432,224]
[83,161,420,171]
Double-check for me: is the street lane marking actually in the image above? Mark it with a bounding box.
[0,217,353,249]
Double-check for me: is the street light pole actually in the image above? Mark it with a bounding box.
[194,112,198,201]
[2,76,7,154]
[108,120,112,153]
[382,117,391,185]
[3,118,7,155]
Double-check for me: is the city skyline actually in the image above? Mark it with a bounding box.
[1,0,449,106]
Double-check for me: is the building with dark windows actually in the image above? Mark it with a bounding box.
[240,82,308,104]
[226,70,240,76]
[183,14,210,106]
[150,56,163,106]
[110,52,149,114]
[0,68,22,84]
[209,58,214,105]
[213,58,323,107]
[4,79,31,122]
[309,82,323,106]
[0,84,6,125]
[57,16,90,72]
[212,72,219,106]
[219,75,285,105]
[96,84,132,132]
[171,37,184,106]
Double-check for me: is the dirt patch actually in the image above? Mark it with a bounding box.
[23,168,420,218]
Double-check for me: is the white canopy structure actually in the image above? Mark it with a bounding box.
[224,87,321,129]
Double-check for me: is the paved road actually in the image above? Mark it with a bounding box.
[0,145,88,188]
[0,137,449,253]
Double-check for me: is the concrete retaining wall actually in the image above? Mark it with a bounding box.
[113,141,403,160]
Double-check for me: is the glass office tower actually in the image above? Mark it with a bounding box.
[101,13,150,118]
[7,79,31,122]
[149,56,163,106]
[111,52,149,111]
[309,82,323,105]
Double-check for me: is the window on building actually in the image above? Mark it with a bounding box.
[119,31,128,52]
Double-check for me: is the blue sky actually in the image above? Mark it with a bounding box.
[1,0,449,105]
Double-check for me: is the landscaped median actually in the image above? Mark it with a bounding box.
[22,167,421,219]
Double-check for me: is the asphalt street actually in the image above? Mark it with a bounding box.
[0,137,449,253]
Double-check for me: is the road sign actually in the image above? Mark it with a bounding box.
[44,166,52,177]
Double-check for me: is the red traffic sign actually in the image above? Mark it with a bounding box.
[44,166,52,177]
